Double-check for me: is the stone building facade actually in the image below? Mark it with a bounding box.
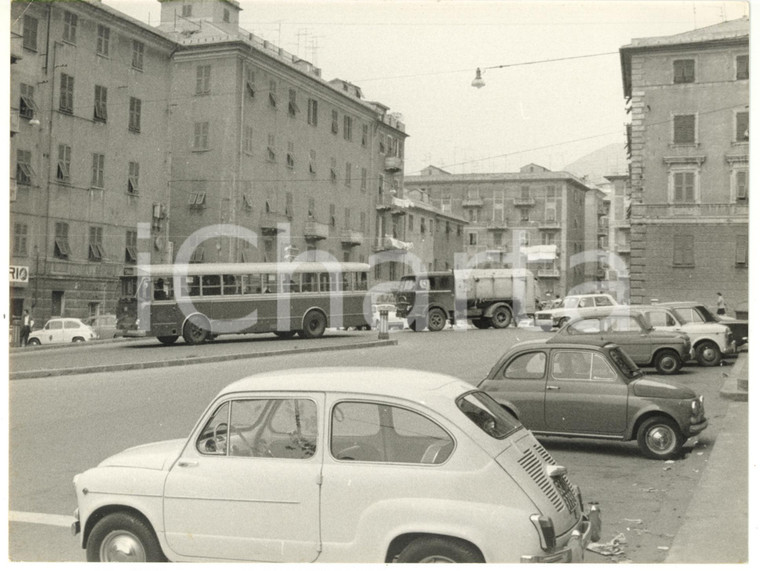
[620,18,749,311]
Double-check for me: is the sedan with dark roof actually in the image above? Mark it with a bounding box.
[478,340,707,459]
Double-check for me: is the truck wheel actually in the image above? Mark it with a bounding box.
[396,537,484,563]
[695,341,721,366]
[472,318,490,329]
[636,416,684,460]
[427,308,447,332]
[157,335,178,345]
[490,306,512,329]
[86,512,166,562]
[654,349,682,374]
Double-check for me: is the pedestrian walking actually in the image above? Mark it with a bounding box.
[20,309,34,346]
[716,292,727,316]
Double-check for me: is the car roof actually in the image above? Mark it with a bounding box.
[655,301,704,308]
[563,306,645,318]
[219,368,475,402]
[511,338,615,351]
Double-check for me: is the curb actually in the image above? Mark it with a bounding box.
[9,338,398,380]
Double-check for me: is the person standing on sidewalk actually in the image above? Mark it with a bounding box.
[20,309,34,346]
[716,293,727,316]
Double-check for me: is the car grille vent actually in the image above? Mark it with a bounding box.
[518,443,565,512]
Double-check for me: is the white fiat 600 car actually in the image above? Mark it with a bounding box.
[72,368,598,563]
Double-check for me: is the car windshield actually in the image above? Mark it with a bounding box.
[561,297,580,309]
[672,306,718,324]
[607,346,643,379]
[456,391,522,439]
[398,277,417,292]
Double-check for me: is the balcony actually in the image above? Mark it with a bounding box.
[260,211,290,235]
[513,197,535,206]
[376,191,409,214]
[384,156,403,172]
[373,235,412,252]
[616,244,631,254]
[10,109,19,136]
[633,203,749,221]
[537,269,561,278]
[486,220,508,230]
[597,227,608,236]
[304,220,329,241]
[538,220,561,229]
[340,229,364,247]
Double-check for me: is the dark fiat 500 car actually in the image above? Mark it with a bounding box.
[548,308,693,375]
[478,340,707,459]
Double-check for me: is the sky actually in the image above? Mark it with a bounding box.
[103,0,750,176]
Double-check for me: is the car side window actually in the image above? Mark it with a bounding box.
[502,352,546,379]
[607,316,643,332]
[595,296,614,307]
[591,354,617,381]
[48,321,62,330]
[647,310,676,327]
[568,319,601,334]
[552,350,593,380]
[64,320,79,329]
[331,401,453,464]
[579,297,593,308]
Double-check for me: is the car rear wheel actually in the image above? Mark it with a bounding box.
[490,306,512,329]
[27,338,40,346]
[396,537,484,563]
[695,340,721,366]
[72,337,85,343]
[86,512,165,562]
[427,308,447,332]
[654,349,682,374]
[636,416,684,460]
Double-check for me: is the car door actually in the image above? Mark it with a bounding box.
[544,349,628,436]
[643,309,679,334]
[163,394,323,562]
[45,320,64,344]
[601,315,652,364]
[481,350,549,430]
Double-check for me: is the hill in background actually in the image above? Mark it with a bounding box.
[563,142,628,185]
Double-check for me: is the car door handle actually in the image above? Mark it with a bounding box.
[177,460,198,468]
[547,385,560,391]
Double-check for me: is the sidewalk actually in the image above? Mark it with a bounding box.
[665,350,750,563]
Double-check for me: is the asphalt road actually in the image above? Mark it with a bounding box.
[7,327,733,562]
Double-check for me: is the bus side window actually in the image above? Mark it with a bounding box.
[319,273,330,292]
[222,275,239,295]
[185,276,200,297]
[263,274,277,293]
[244,274,262,294]
[302,273,317,293]
[342,273,352,291]
[202,275,222,296]
[153,278,168,300]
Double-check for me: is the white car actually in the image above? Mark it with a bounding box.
[27,318,98,345]
[72,368,598,563]
[534,294,619,331]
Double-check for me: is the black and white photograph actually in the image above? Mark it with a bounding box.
[4,0,754,563]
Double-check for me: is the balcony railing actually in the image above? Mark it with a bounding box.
[373,235,412,252]
[486,220,508,230]
[633,203,749,220]
[537,269,561,278]
[616,244,631,254]
[304,220,329,241]
[384,156,403,172]
[513,197,535,206]
[538,220,561,229]
[462,197,484,207]
[260,212,290,235]
[340,229,364,246]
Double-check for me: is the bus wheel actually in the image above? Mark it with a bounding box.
[274,331,297,339]
[300,310,327,339]
[183,316,210,345]
[157,335,178,345]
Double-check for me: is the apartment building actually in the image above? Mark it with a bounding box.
[620,17,749,310]
[9,0,407,323]
[404,164,594,298]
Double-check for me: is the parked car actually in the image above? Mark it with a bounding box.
[657,301,747,351]
[478,340,707,459]
[72,368,598,563]
[633,305,735,366]
[83,314,120,339]
[548,308,693,374]
[371,304,406,331]
[26,317,98,345]
[534,293,619,331]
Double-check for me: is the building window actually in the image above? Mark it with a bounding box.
[131,40,144,70]
[13,223,28,256]
[190,247,205,263]
[16,150,34,186]
[127,97,141,132]
[735,110,749,142]
[223,8,230,22]
[189,192,206,208]
[267,134,276,162]
[91,153,105,188]
[126,230,137,263]
[344,116,353,141]
[736,54,749,80]
[246,68,255,97]
[182,4,192,17]
[57,145,71,183]
[735,235,748,266]
[194,122,209,150]
[288,89,299,117]
[268,80,277,108]
[196,65,211,95]
[673,59,695,83]
[520,208,530,222]
[23,15,38,51]
[361,168,367,192]
[330,158,337,183]
[285,192,293,218]
[54,222,71,259]
[673,234,695,267]
[540,231,556,246]
[331,110,339,134]
[244,125,253,153]
[309,150,317,175]
[128,161,140,194]
[97,25,110,57]
[59,73,74,114]
[732,167,748,203]
[673,114,696,145]
[345,163,352,187]
[307,197,315,217]
[89,227,105,261]
[307,98,318,126]
[360,212,366,233]
[670,169,697,203]
[468,232,478,246]
[94,85,108,122]
[362,124,369,147]
[63,11,78,44]
[19,83,37,119]
[287,142,295,169]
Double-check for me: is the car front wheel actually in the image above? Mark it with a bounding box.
[695,340,722,366]
[27,338,41,346]
[636,416,684,460]
[396,537,484,563]
[654,349,682,374]
[86,512,165,562]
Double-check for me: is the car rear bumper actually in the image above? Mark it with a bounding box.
[521,514,595,563]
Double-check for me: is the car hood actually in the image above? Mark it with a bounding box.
[677,322,728,335]
[631,378,695,399]
[98,438,186,471]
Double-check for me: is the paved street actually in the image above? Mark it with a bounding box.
[8,327,740,562]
